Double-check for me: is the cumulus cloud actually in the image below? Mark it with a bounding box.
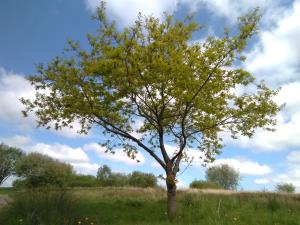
[84,0,279,27]
[0,67,92,138]
[251,151,300,191]
[70,162,100,175]
[0,68,36,130]
[181,0,276,22]
[152,144,271,176]
[84,0,177,26]
[286,150,300,164]
[0,135,32,149]
[27,143,90,163]
[245,1,300,86]
[84,142,145,165]
[210,158,272,176]
[224,82,300,152]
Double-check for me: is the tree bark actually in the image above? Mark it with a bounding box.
[166,173,177,218]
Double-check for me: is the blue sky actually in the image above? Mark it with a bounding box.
[1,0,300,191]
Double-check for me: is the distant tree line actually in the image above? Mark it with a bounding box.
[0,143,157,188]
[0,142,297,193]
[13,153,158,188]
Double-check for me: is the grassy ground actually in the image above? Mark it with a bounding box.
[1,187,300,225]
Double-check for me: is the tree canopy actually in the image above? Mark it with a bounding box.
[20,3,280,215]
[15,152,74,187]
[0,143,24,185]
[206,164,241,190]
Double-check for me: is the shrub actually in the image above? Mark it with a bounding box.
[129,171,157,188]
[106,172,130,187]
[15,153,74,187]
[206,164,241,190]
[97,165,128,186]
[67,174,99,187]
[189,180,222,189]
[276,183,295,193]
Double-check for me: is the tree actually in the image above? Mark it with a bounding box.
[129,171,157,188]
[0,143,24,185]
[15,152,74,187]
[276,183,295,193]
[206,164,240,190]
[97,164,112,181]
[20,2,280,216]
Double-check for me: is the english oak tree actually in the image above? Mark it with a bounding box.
[21,3,280,216]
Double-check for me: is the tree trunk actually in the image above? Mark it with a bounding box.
[166,173,177,218]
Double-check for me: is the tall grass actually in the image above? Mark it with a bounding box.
[1,187,300,225]
[0,188,75,225]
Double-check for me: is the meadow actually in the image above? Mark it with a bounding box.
[1,187,300,225]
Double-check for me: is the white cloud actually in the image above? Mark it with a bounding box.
[84,142,145,165]
[159,144,271,176]
[252,151,300,191]
[254,178,270,184]
[286,150,300,164]
[210,158,272,176]
[84,0,177,26]
[222,81,300,152]
[0,67,91,139]
[27,143,90,163]
[0,68,36,130]
[181,0,275,22]
[0,135,32,149]
[84,0,280,26]
[245,1,300,85]
[71,162,100,175]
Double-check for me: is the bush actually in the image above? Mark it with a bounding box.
[276,183,295,193]
[67,174,99,187]
[15,153,74,187]
[0,189,75,225]
[206,164,241,190]
[189,180,222,189]
[96,165,157,187]
[129,171,157,188]
[106,172,130,187]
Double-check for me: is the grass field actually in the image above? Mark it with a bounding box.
[1,187,300,225]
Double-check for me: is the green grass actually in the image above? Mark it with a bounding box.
[0,187,16,195]
[1,187,300,225]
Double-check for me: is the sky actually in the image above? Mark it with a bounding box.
[0,0,300,191]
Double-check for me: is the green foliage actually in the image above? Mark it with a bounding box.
[15,153,74,187]
[129,171,157,188]
[276,183,295,193]
[0,189,75,225]
[104,172,130,187]
[67,174,99,187]
[20,3,280,175]
[97,164,112,181]
[189,180,222,189]
[206,164,241,190]
[0,143,24,185]
[97,165,157,187]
